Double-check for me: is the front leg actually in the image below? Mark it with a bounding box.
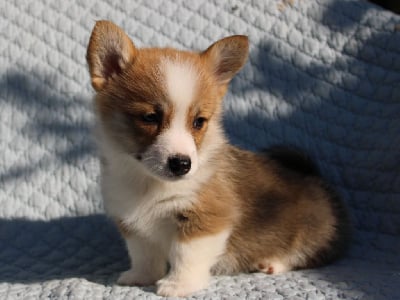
[156,230,230,297]
[117,234,167,286]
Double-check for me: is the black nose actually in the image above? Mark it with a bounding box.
[168,155,191,176]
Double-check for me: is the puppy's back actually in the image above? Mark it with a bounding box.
[214,145,350,275]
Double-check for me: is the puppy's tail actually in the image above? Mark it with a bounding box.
[264,145,320,177]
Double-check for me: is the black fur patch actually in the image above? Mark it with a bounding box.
[176,213,189,223]
[264,145,320,177]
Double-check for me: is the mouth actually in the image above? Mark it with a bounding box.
[150,169,189,182]
[163,173,188,181]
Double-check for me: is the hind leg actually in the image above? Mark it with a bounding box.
[254,258,291,275]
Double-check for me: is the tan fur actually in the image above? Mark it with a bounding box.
[169,144,346,275]
[175,158,239,241]
[87,21,350,296]
[88,34,228,155]
[87,21,137,91]
[222,147,340,274]
[186,75,221,148]
[201,35,249,84]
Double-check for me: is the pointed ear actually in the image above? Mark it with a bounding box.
[86,20,137,91]
[201,35,249,85]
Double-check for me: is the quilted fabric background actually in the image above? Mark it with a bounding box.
[0,0,399,299]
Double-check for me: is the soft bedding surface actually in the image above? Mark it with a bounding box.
[0,0,399,299]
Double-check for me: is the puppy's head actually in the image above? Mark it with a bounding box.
[87,21,248,180]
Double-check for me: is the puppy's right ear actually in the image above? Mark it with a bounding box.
[86,20,137,91]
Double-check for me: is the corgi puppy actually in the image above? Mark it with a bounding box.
[86,21,350,297]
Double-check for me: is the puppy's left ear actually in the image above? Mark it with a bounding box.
[201,35,249,85]
[86,20,137,91]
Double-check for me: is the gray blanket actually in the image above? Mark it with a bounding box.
[1,0,399,298]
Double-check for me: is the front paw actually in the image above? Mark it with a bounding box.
[156,275,209,297]
[117,269,158,286]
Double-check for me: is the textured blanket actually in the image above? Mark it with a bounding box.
[1,0,399,299]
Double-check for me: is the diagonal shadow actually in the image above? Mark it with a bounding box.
[0,71,95,184]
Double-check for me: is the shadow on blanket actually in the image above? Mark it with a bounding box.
[0,3,398,295]
[0,215,397,299]
[0,215,129,285]
[0,71,95,184]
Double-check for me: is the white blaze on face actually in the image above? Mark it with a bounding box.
[142,58,199,179]
[164,58,198,109]
[163,58,199,175]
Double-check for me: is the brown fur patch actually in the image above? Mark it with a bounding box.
[86,21,137,91]
[93,49,179,154]
[216,147,350,273]
[200,35,249,84]
[257,262,266,270]
[186,73,221,148]
[184,146,350,275]
[174,148,241,242]
[175,171,239,241]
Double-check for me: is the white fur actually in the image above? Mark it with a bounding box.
[254,258,290,275]
[97,122,221,290]
[141,124,199,178]
[95,56,230,297]
[97,120,225,226]
[99,127,228,295]
[117,235,167,286]
[163,58,198,109]
[140,58,199,178]
[157,230,231,297]
[269,260,289,274]
[98,126,203,239]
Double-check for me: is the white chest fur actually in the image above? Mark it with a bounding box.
[95,122,214,244]
[99,148,204,243]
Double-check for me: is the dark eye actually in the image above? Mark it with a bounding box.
[141,112,160,124]
[193,117,207,130]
